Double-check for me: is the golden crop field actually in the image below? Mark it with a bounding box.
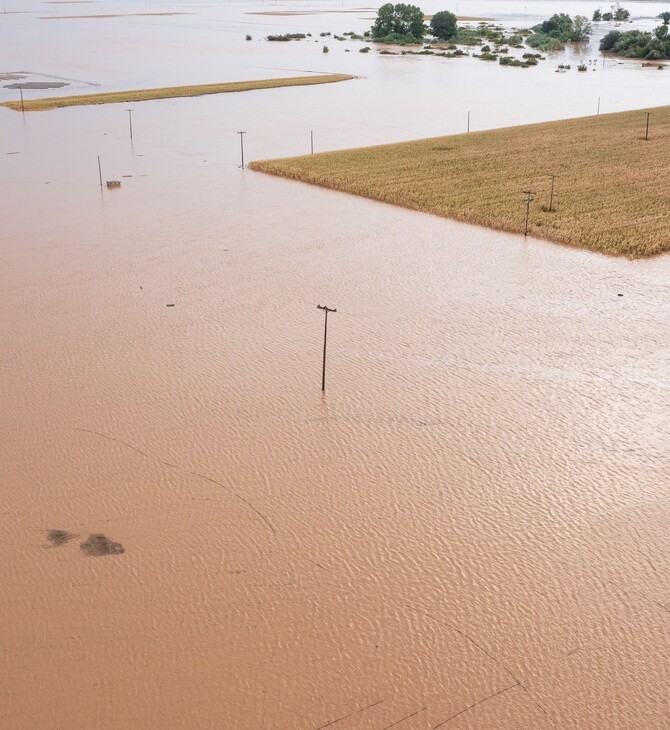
[1,74,353,112]
[251,107,670,258]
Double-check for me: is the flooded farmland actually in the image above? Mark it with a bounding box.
[1,0,670,728]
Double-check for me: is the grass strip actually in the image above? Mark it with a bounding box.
[1,74,353,112]
[250,107,670,258]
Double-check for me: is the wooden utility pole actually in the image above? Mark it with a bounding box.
[19,86,24,112]
[97,155,103,186]
[311,130,314,154]
[317,304,336,392]
[522,190,535,236]
[238,131,246,168]
[467,110,470,133]
[126,108,134,140]
[549,175,556,212]
[645,112,651,141]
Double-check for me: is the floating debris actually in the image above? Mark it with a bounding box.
[106,180,121,188]
[80,533,125,557]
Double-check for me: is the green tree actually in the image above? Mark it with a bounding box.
[371,3,425,39]
[571,16,592,40]
[537,13,574,37]
[430,10,457,39]
[372,3,395,37]
[599,29,621,49]
[592,8,602,21]
[611,3,630,21]
[659,11,670,24]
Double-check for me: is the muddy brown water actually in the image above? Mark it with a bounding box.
[2,1,670,728]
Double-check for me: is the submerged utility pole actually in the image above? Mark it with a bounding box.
[19,86,24,112]
[126,108,134,140]
[645,112,651,141]
[522,190,535,236]
[316,304,336,392]
[97,155,103,187]
[237,130,246,168]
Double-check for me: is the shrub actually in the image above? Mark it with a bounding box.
[245,34,252,41]
[266,33,306,41]
[323,45,329,52]
[360,46,371,52]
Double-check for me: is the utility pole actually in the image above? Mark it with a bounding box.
[19,86,24,112]
[97,155,103,187]
[237,130,246,168]
[549,175,556,212]
[522,190,535,236]
[645,112,651,141]
[310,130,314,154]
[597,96,600,115]
[316,304,336,392]
[126,108,134,140]
[467,110,470,133]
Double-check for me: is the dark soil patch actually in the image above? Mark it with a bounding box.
[80,533,125,557]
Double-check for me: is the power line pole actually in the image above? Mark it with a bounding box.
[645,112,651,141]
[310,130,314,154]
[97,155,103,187]
[467,110,470,133]
[522,190,535,236]
[126,108,134,140]
[237,130,246,168]
[597,96,600,115]
[549,175,556,212]
[19,86,24,112]
[316,304,336,392]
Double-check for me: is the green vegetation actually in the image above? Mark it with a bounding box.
[601,24,670,58]
[0,75,354,112]
[526,13,591,51]
[250,107,670,258]
[660,11,670,24]
[266,33,306,41]
[429,10,457,40]
[595,3,631,21]
[371,3,425,42]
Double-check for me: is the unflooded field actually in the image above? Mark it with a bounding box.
[252,106,670,257]
[1,1,670,729]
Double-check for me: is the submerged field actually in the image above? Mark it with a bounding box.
[1,74,353,111]
[251,106,670,258]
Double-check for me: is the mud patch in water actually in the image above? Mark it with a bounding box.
[80,533,125,557]
[46,529,77,547]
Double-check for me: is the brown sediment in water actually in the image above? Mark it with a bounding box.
[2,10,670,728]
[250,106,670,258]
[0,74,354,111]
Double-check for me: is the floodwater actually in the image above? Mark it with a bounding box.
[2,1,670,728]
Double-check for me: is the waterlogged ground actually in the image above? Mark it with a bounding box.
[1,1,670,728]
